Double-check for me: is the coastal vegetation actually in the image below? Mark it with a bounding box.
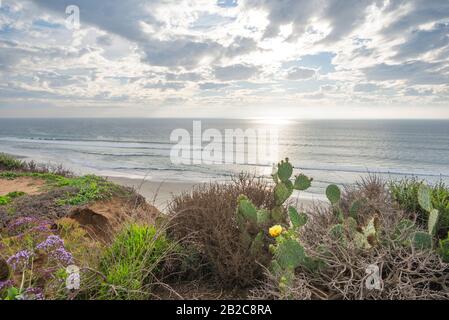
[0,153,448,300]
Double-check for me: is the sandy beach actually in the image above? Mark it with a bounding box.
[107,176,325,212]
[107,176,196,210]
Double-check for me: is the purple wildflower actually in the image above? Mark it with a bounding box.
[21,287,44,300]
[0,280,13,291]
[36,235,64,251]
[8,217,36,230]
[7,250,33,271]
[50,247,74,265]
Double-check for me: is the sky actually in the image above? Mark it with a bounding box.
[0,0,449,119]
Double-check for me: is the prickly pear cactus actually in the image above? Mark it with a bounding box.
[288,206,307,228]
[438,233,449,262]
[294,174,312,191]
[250,231,264,256]
[363,217,379,242]
[428,208,440,236]
[236,195,257,224]
[277,158,293,182]
[275,238,306,270]
[349,199,362,220]
[329,224,345,241]
[271,206,285,223]
[412,231,433,250]
[418,184,433,212]
[256,209,271,226]
[274,182,293,206]
[344,217,358,237]
[326,184,341,205]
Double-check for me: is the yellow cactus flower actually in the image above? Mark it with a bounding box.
[269,225,283,238]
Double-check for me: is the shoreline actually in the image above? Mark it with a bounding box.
[106,176,326,211]
[3,151,327,210]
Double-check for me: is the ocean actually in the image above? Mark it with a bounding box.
[1,118,449,198]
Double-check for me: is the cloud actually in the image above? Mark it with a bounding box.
[166,72,203,82]
[381,0,449,36]
[286,67,316,80]
[96,35,113,46]
[353,83,380,92]
[140,39,223,68]
[144,81,185,91]
[246,0,377,42]
[363,61,449,85]
[393,23,449,59]
[214,64,260,81]
[199,82,230,90]
[0,0,448,116]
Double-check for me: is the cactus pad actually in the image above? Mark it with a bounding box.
[438,233,449,263]
[256,209,271,226]
[274,181,293,205]
[326,184,341,205]
[418,184,433,212]
[250,231,264,256]
[288,206,307,228]
[277,158,293,182]
[329,224,345,241]
[237,195,257,224]
[428,209,440,236]
[275,238,306,270]
[349,199,363,220]
[294,174,312,191]
[412,232,433,250]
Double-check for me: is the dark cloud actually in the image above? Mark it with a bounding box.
[246,0,319,39]
[144,81,185,91]
[166,72,203,82]
[140,39,223,69]
[381,0,449,36]
[225,36,259,57]
[199,82,230,90]
[96,35,113,46]
[393,23,449,59]
[363,61,449,85]
[214,64,259,81]
[286,67,316,80]
[353,83,380,92]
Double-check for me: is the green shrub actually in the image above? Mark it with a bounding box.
[0,153,24,171]
[97,224,176,300]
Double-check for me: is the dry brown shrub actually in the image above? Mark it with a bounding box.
[167,173,275,288]
[339,174,400,226]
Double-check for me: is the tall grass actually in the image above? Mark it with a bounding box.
[96,223,178,300]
